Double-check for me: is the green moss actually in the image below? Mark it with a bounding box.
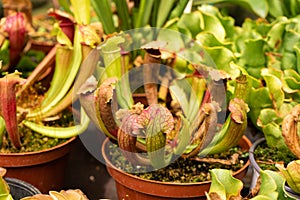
[254,141,297,171]
[0,109,73,153]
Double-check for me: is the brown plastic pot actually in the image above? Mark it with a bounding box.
[102,136,252,200]
[0,137,76,194]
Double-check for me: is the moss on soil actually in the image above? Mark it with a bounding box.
[108,144,249,183]
[0,83,74,153]
[0,108,74,153]
[253,140,297,171]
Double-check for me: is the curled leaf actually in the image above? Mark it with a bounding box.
[277,160,300,194]
[229,98,249,124]
[0,71,25,148]
[281,104,300,159]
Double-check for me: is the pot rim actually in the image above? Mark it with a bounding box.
[5,177,41,195]
[249,137,266,173]
[102,135,252,186]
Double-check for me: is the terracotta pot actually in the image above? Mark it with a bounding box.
[102,136,252,200]
[5,177,41,199]
[0,137,76,194]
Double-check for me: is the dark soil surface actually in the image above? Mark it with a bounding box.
[108,143,249,183]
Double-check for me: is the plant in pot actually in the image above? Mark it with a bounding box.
[0,0,104,193]
[77,24,253,199]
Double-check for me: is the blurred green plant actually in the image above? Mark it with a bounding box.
[193,0,300,20]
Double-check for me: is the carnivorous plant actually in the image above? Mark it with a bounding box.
[79,28,251,170]
[0,0,104,151]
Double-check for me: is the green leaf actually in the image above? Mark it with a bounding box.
[248,87,272,128]
[193,0,268,18]
[267,0,284,18]
[198,6,226,41]
[91,0,116,34]
[28,26,83,118]
[168,0,190,20]
[283,69,300,93]
[0,178,10,196]
[156,0,176,28]
[70,0,90,25]
[56,27,73,48]
[204,46,240,78]
[208,169,243,200]
[258,170,278,199]
[293,43,300,73]
[257,108,280,126]
[240,39,266,67]
[177,11,203,39]
[282,51,297,71]
[196,32,232,49]
[265,170,295,200]
[266,17,287,49]
[0,117,5,146]
[169,79,190,117]
[261,69,285,111]
[113,0,132,30]
[174,115,191,155]
[283,77,300,93]
[282,30,300,53]
[279,103,295,118]
[100,36,125,79]
[279,160,300,195]
[58,0,72,14]
[23,108,90,138]
[157,26,185,52]
[261,122,288,149]
[134,0,155,28]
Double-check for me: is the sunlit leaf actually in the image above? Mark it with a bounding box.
[257,170,278,199]
[207,169,243,200]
